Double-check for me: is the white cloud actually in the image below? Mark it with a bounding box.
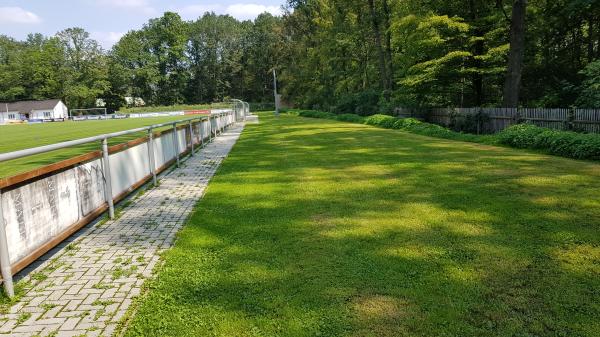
[225,4,282,20]
[0,6,41,24]
[96,0,156,14]
[178,3,283,21]
[179,4,220,16]
[91,31,125,49]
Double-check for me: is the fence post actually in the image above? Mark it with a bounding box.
[211,116,215,139]
[147,128,157,186]
[200,118,205,147]
[513,108,521,125]
[568,108,576,131]
[172,123,180,167]
[189,120,194,156]
[0,191,14,298]
[101,138,115,219]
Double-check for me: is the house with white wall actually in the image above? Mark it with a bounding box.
[0,99,68,123]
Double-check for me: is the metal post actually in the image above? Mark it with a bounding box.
[147,128,157,186]
[101,138,115,219]
[189,121,195,156]
[199,119,205,147]
[172,123,180,167]
[0,192,14,297]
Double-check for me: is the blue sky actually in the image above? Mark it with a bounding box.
[0,0,286,48]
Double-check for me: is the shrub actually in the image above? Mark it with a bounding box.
[497,124,546,148]
[336,114,366,123]
[364,114,398,129]
[498,124,600,160]
[393,118,422,129]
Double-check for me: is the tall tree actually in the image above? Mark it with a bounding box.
[368,0,389,92]
[502,0,527,107]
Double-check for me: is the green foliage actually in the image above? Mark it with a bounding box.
[576,60,600,108]
[2,0,599,112]
[393,117,422,128]
[333,90,380,116]
[335,113,366,123]
[363,114,398,128]
[498,124,600,160]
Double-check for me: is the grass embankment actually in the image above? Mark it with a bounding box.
[0,116,200,178]
[125,113,600,337]
[117,103,230,114]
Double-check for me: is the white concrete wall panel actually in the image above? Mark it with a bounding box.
[109,142,151,198]
[2,159,105,264]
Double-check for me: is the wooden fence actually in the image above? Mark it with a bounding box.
[393,107,600,134]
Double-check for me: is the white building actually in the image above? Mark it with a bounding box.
[0,99,68,123]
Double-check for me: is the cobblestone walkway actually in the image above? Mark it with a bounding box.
[0,123,245,337]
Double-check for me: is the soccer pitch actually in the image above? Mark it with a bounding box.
[0,116,202,178]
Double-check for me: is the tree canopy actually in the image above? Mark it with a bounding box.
[1,1,600,111]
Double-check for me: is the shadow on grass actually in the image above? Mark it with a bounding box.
[124,113,600,337]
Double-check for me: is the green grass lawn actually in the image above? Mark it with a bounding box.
[117,103,230,114]
[0,116,201,178]
[124,112,600,337]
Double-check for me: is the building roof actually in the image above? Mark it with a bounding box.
[0,99,62,113]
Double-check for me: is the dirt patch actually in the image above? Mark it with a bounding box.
[350,294,414,337]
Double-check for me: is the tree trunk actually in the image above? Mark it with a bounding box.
[503,0,527,108]
[382,0,393,90]
[367,0,388,93]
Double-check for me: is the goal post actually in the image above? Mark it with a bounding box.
[69,108,108,120]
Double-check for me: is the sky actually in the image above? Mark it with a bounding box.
[0,0,286,49]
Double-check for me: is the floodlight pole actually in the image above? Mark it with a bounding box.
[273,69,280,117]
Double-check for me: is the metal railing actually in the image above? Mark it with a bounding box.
[0,105,248,297]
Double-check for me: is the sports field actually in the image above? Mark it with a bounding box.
[0,116,201,178]
[124,112,600,337]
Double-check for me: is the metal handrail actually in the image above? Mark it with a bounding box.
[0,113,229,162]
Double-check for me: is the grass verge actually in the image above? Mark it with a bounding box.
[125,113,600,336]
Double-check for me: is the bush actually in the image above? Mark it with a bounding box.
[497,124,546,148]
[336,114,366,123]
[364,114,398,129]
[393,118,423,129]
[498,123,600,159]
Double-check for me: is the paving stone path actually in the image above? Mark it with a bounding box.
[0,123,245,337]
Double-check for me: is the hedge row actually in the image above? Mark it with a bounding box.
[297,111,492,143]
[498,124,600,159]
[295,110,600,160]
